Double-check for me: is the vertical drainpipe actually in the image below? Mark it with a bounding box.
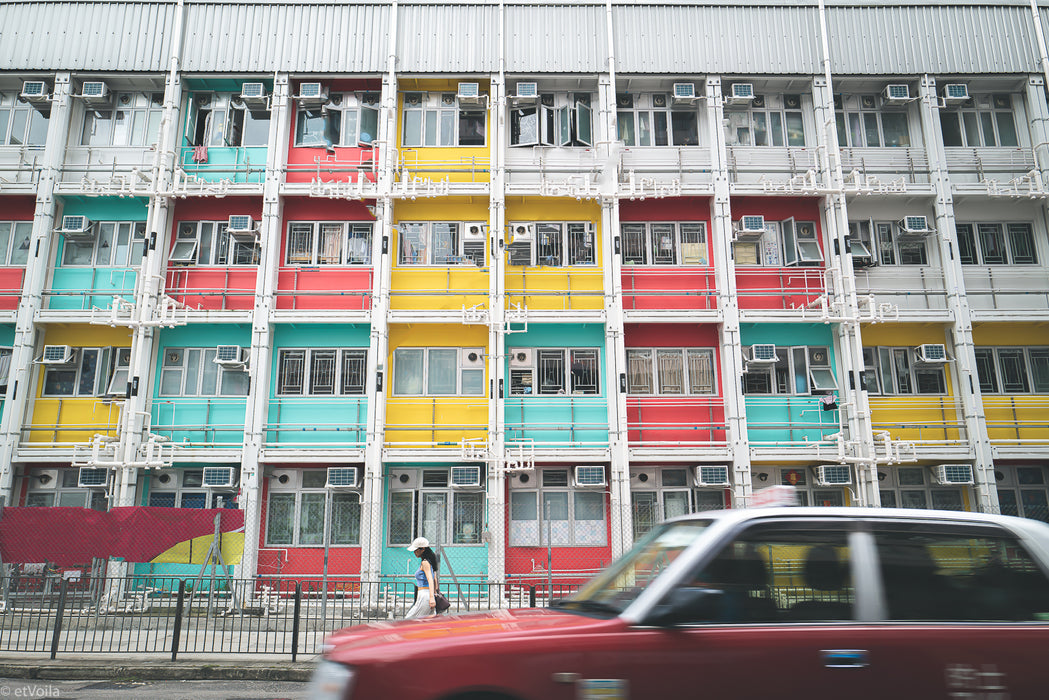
[601,0,631,559]
[361,0,399,583]
[487,0,507,583]
[707,76,752,507]
[1026,0,1049,181]
[0,74,73,503]
[815,0,878,505]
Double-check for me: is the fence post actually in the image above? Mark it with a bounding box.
[529,585,536,608]
[49,579,68,660]
[171,579,186,662]
[291,582,302,662]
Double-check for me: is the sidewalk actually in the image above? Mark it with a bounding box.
[0,652,316,682]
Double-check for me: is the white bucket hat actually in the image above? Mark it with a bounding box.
[407,536,430,551]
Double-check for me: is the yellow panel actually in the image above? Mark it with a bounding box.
[869,396,966,445]
[26,398,122,445]
[983,395,1049,446]
[395,198,489,221]
[385,397,488,448]
[506,198,601,221]
[388,324,488,348]
[859,324,950,347]
[44,325,132,347]
[972,323,1049,346]
[389,268,489,311]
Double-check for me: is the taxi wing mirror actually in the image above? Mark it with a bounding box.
[644,587,725,627]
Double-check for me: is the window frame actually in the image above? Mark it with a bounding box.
[630,467,726,541]
[386,468,486,546]
[293,92,379,148]
[742,345,837,396]
[725,95,806,147]
[276,347,368,396]
[508,347,601,397]
[266,470,362,547]
[170,220,260,266]
[187,92,271,148]
[392,347,486,397]
[158,347,250,397]
[956,222,1037,266]
[974,346,1049,395]
[0,92,49,147]
[504,221,596,268]
[620,222,709,266]
[397,221,488,266]
[61,221,147,267]
[626,347,717,396]
[79,91,165,148]
[509,92,595,148]
[939,95,1020,148]
[42,346,127,398]
[509,468,607,547]
[284,221,373,266]
[614,93,700,148]
[732,219,822,267]
[25,470,107,510]
[835,102,911,148]
[862,346,948,396]
[0,221,33,266]
[401,92,487,148]
[147,468,237,509]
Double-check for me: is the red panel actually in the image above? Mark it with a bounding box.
[736,268,826,310]
[286,147,379,185]
[261,547,363,578]
[624,323,719,347]
[171,197,263,224]
[621,268,716,311]
[282,198,374,221]
[4,197,36,219]
[0,268,25,310]
[166,267,258,310]
[620,197,711,222]
[732,196,822,223]
[626,398,727,447]
[276,267,373,310]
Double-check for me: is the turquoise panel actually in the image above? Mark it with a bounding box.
[0,325,14,344]
[266,397,368,448]
[131,562,236,588]
[272,324,371,348]
[48,267,137,310]
[739,322,837,349]
[60,197,148,220]
[157,324,251,349]
[179,146,267,184]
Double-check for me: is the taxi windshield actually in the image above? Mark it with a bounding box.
[554,519,713,616]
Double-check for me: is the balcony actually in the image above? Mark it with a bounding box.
[868,396,971,457]
[56,147,155,196]
[727,146,818,192]
[839,147,932,191]
[177,146,266,188]
[504,396,610,456]
[0,147,44,194]
[149,397,248,449]
[964,268,1049,321]
[384,397,488,456]
[736,268,827,318]
[504,267,604,317]
[853,266,950,320]
[620,146,713,195]
[23,399,123,448]
[621,267,718,319]
[744,395,842,454]
[944,147,1037,189]
[44,267,138,312]
[264,398,368,452]
[165,267,258,313]
[983,396,1049,455]
[504,147,603,197]
[389,266,488,317]
[275,266,374,315]
[626,396,728,455]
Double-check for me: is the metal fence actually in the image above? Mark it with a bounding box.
[0,574,580,660]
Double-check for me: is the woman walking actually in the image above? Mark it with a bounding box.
[404,536,438,619]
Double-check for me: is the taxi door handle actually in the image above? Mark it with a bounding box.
[821,649,869,668]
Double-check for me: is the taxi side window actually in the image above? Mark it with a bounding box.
[873,526,1049,622]
[686,527,854,623]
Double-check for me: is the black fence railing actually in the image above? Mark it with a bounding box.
[0,575,582,659]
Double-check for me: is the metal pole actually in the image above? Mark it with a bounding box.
[291,582,302,662]
[321,490,332,625]
[171,579,185,661]
[50,580,68,660]
[545,499,552,604]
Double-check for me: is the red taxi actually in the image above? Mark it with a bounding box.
[309,507,1049,699]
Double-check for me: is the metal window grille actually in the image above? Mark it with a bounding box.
[570,349,599,394]
[341,350,367,394]
[651,223,676,264]
[347,224,372,264]
[287,224,313,264]
[318,223,343,264]
[538,350,566,394]
[687,349,714,394]
[621,224,647,264]
[309,350,337,395]
[626,349,653,394]
[567,223,594,265]
[431,222,458,264]
[278,350,305,394]
[536,223,562,266]
[680,223,706,264]
[657,350,685,394]
[1007,223,1037,264]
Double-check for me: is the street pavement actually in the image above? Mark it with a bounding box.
[0,652,316,683]
[0,678,311,699]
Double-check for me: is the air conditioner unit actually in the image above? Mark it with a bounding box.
[56,215,96,243]
[932,464,974,485]
[451,465,482,488]
[897,215,933,236]
[574,465,606,488]
[513,82,539,104]
[942,84,969,105]
[295,82,329,108]
[882,84,911,105]
[672,83,697,105]
[226,215,259,243]
[240,82,268,109]
[457,82,486,108]
[33,468,59,489]
[202,466,236,488]
[748,344,778,364]
[695,465,731,488]
[214,345,247,367]
[326,467,359,488]
[510,222,534,243]
[461,347,485,368]
[915,343,948,363]
[78,467,108,489]
[509,471,535,489]
[20,80,49,104]
[813,464,852,487]
[41,345,74,365]
[735,215,766,239]
[271,469,297,487]
[462,222,486,240]
[509,349,533,367]
[78,81,111,108]
[726,83,755,106]
[390,469,418,490]
[153,469,179,487]
[630,468,657,486]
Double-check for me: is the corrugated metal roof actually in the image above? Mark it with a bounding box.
[827,5,1039,75]
[396,4,499,73]
[612,5,823,75]
[0,2,177,71]
[505,5,607,73]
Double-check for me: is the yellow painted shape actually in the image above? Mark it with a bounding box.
[151,531,244,565]
[389,267,489,311]
[868,395,966,445]
[395,198,489,221]
[26,398,122,445]
[859,324,950,347]
[388,324,488,348]
[983,395,1049,446]
[972,323,1049,346]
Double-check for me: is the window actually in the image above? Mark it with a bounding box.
[285,222,372,265]
[276,348,367,396]
[188,93,270,148]
[620,222,708,266]
[170,221,260,266]
[0,347,11,392]
[974,347,1049,395]
[504,222,595,267]
[615,93,699,147]
[147,468,237,508]
[0,92,48,146]
[725,95,805,147]
[863,347,947,395]
[61,221,146,267]
[510,92,594,147]
[956,223,1036,265]
[996,466,1049,523]
[742,346,836,395]
[849,220,929,266]
[402,92,485,147]
[835,98,910,147]
[509,468,606,546]
[626,348,716,395]
[397,221,487,266]
[878,467,963,511]
[295,92,379,147]
[393,347,485,396]
[874,524,1049,621]
[940,95,1019,148]
[387,468,485,546]
[732,219,821,267]
[42,346,135,397]
[779,468,846,507]
[0,221,33,266]
[508,348,599,396]
[25,469,107,510]
[266,469,361,546]
[80,92,164,147]
[158,347,250,397]
[631,468,725,541]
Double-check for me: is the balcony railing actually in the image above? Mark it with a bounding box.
[868,396,969,448]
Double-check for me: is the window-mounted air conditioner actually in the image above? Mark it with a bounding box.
[56,215,96,243]
[509,222,534,243]
[20,81,49,104]
[915,343,948,363]
[932,464,974,485]
[462,222,486,240]
[461,347,485,368]
[326,467,359,488]
[694,465,730,488]
[78,81,111,109]
[813,464,852,487]
[897,215,933,237]
[882,84,911,105]
[942,84,969,105]
[735,215,766,239]
[214,345,247,368]
[726,83,755,106]
[574,465,606,488]
[295,82,329,108]
[202,466,236,488]
[41,345,75,365]
[457,82,486,108]
[78,467,108,489]
[33,469,59,489]
[673,83,697,105]
[451,465,482,488]
[226,215,259,243]
[513,82,539,104]
[240,82,268,109]
[748,344,778,364]
[510,349,533,367]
